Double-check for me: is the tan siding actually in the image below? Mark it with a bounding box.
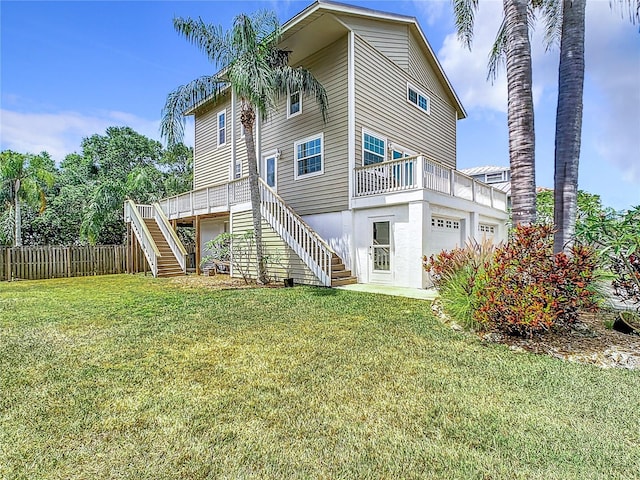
[234,105,249,178]
[408,31,448,100]
[193,94,232,189]
[354,36,457,168]
[231,209,323,286]
[261,35,349,216]
[336,15,409,70]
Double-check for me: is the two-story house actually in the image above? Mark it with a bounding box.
[124,0,508,288]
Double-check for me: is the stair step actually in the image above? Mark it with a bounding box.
[331,269,353,278]
[332,263,345,271]
[331,276,358,287]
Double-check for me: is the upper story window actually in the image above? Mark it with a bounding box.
[294,133,323,179]
[363,130,386,165]
[234,162,242,179]
[217,110,226,147]
[407,83,430,115]
[485,172,506,183]
[287,91,302,118]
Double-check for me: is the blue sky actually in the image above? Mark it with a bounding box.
[1,0,638,210]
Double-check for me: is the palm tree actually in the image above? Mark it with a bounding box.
[161,11,328,284]
[454,0,537,226]
[0,150,55,246]
[552,0,585,253]
[503,0,537,225]
[552,0,638,253]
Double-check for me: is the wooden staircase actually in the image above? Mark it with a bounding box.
[331,254,357,287]
[143,219,184,277]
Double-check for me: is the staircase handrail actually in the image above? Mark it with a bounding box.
[153,202,187,273]
[258,179,334,286]
[124,199,160,277]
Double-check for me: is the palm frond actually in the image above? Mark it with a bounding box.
[274,66,329,123]
[487,19,507,83]
[609,0,640,25]
[160,75,225,146]
[452,0,480,50]
[173,17,232,67]
[531,0,561,51]
[228,52,276,121]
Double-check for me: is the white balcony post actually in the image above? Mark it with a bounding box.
[450,168,455,196]
[416,156,424,189]
[472,180,476,202]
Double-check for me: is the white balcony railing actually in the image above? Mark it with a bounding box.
[153,202,188,272]
[158,177,250,220]
[259,179,333,286]
[354,155,507,211]
[124,200,160,277]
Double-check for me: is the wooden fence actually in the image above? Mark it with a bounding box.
[0,245,127,281]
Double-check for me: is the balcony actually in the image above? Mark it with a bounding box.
[158,177,250,221]
[354,155,508,211]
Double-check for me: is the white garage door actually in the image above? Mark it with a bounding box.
[429,216,463,254]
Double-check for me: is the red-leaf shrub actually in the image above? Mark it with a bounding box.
[474,224,598,337]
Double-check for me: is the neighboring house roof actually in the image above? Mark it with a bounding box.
[186,0,466,119]
[488,181,511,196]
[460,165,509,176]
[460,165,511,197]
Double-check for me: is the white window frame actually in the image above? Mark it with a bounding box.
[217,110,226,147]
[294,133,324,180]
[287,90,302,119]
[234,162,242,179]
[485,172,505,183]
[390,143,416,160]
[407,83,431,115]
[362,128,387,166]
[262,150,278,190]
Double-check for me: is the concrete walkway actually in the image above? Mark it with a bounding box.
[336,283,438,300]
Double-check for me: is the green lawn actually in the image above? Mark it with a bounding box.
[1,275,639,479]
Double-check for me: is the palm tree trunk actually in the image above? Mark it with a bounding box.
[241,104,269,284]
[503,0,537,226]
[553,0,586,253]
[14,179,22,247]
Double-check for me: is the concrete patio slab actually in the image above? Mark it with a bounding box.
[336,283,438,300]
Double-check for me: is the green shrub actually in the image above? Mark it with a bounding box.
[474,224,599,337]
[423,239,496,329]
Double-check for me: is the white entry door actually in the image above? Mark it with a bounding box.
[369,217,393,284]
[262,152,278,191]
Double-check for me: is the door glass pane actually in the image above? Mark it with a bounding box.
[373,247,390,271]
[373,221,389,245]
[266,157,276,188]
[372,221,390,271]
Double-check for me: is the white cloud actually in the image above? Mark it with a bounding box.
[437,1,558,114]
[409,0,448,26]
[0,109,194,163]
[435,0,639,199]
[584,0,640,184]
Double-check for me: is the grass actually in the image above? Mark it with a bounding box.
[1,274,639,479]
